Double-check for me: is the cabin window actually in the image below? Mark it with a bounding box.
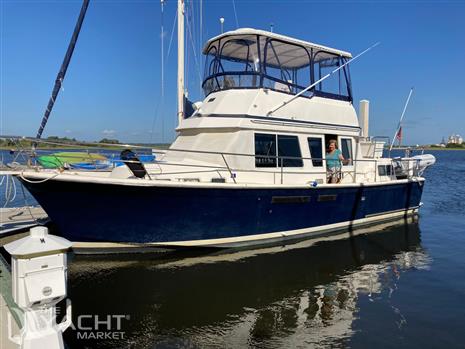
[219,40,253,73]
[255,133,277,167]
[378,165,393,176]
[203,46,220,95]
[203,36,261,96]
[202,35,352,102]
[263,41,293,92]
[307,137,323,167]
[313,52,351,101]
[387,165,393,176]
[341,138,353,166]
[216,39,258,90]
[278,135,303,167]
[204,46,219,78]
[378,165,387,176]
[263,39,311,96]
[255,133,303,168]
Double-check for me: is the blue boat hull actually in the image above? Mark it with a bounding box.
[19,178,424,245]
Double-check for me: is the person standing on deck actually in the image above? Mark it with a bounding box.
[326,140,346,183]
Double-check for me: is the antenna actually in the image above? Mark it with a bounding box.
[232,0,239,28]
[220,17,225,33]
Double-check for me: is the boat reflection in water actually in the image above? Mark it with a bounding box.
[65,216,430,349]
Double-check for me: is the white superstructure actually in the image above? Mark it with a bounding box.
[138,28,392,185]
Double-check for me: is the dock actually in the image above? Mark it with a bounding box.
[0,207,49,237]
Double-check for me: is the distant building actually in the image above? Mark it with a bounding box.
[448,134,463,145]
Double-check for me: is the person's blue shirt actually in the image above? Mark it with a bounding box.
[326,149,342,168]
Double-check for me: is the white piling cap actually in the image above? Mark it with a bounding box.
[4,226,72,257]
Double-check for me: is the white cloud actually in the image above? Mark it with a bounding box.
[102,129,116,136]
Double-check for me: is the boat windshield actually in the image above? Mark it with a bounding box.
[202,34,352,101]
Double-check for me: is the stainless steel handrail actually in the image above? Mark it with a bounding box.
[2,135,424,184]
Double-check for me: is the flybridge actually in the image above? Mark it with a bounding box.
[201,28,353,102]
[203,28,352,59]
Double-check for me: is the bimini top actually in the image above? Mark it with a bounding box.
[203,28,352,68]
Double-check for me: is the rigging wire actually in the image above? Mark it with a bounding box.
[0,1,3,141]
[185,1,190,93]
[166,8,178,60]
[161,0,164,101]
[161,0,165,143]
[232,0,239,28]
[185,7,202,90]
[149,96,162,143]
[199,0,203,97]
[188,0,197,97]
[151,0,177,144]
[189,0,196,53]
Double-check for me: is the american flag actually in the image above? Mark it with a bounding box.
[396,126,402,141]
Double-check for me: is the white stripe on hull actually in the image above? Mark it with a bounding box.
[72,206,419,254]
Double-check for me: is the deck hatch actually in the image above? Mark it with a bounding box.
[271,196,310,204]
[317,194,337,202]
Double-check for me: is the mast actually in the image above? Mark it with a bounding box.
[177,0,185,126]
[35,0,90,142]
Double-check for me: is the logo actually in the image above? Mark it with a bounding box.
[72,314,130,340]
[42,286,53,296]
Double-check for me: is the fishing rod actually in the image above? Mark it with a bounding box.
[389,87,414,152]
[34,0,90,146]
[267,42,380,116]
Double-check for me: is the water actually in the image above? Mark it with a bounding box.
[2,150,465,348]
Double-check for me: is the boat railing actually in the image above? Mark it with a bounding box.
[155,147,423,183]
[1,136,423,184]
[201,71,349,101]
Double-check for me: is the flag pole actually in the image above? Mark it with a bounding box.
[389,87,414,152]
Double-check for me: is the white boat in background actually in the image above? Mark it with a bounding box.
[12,1,435,252]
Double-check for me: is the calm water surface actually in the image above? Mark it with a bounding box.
[2,150,465,348]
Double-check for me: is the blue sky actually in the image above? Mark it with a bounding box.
[1,0,464,144]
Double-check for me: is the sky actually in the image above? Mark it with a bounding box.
[1,0,464,145]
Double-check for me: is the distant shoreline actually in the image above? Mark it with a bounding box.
[0,144,171,151]
[417,147,465,151]
[385,147,465,151]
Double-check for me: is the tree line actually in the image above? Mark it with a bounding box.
[0,136,120,148]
